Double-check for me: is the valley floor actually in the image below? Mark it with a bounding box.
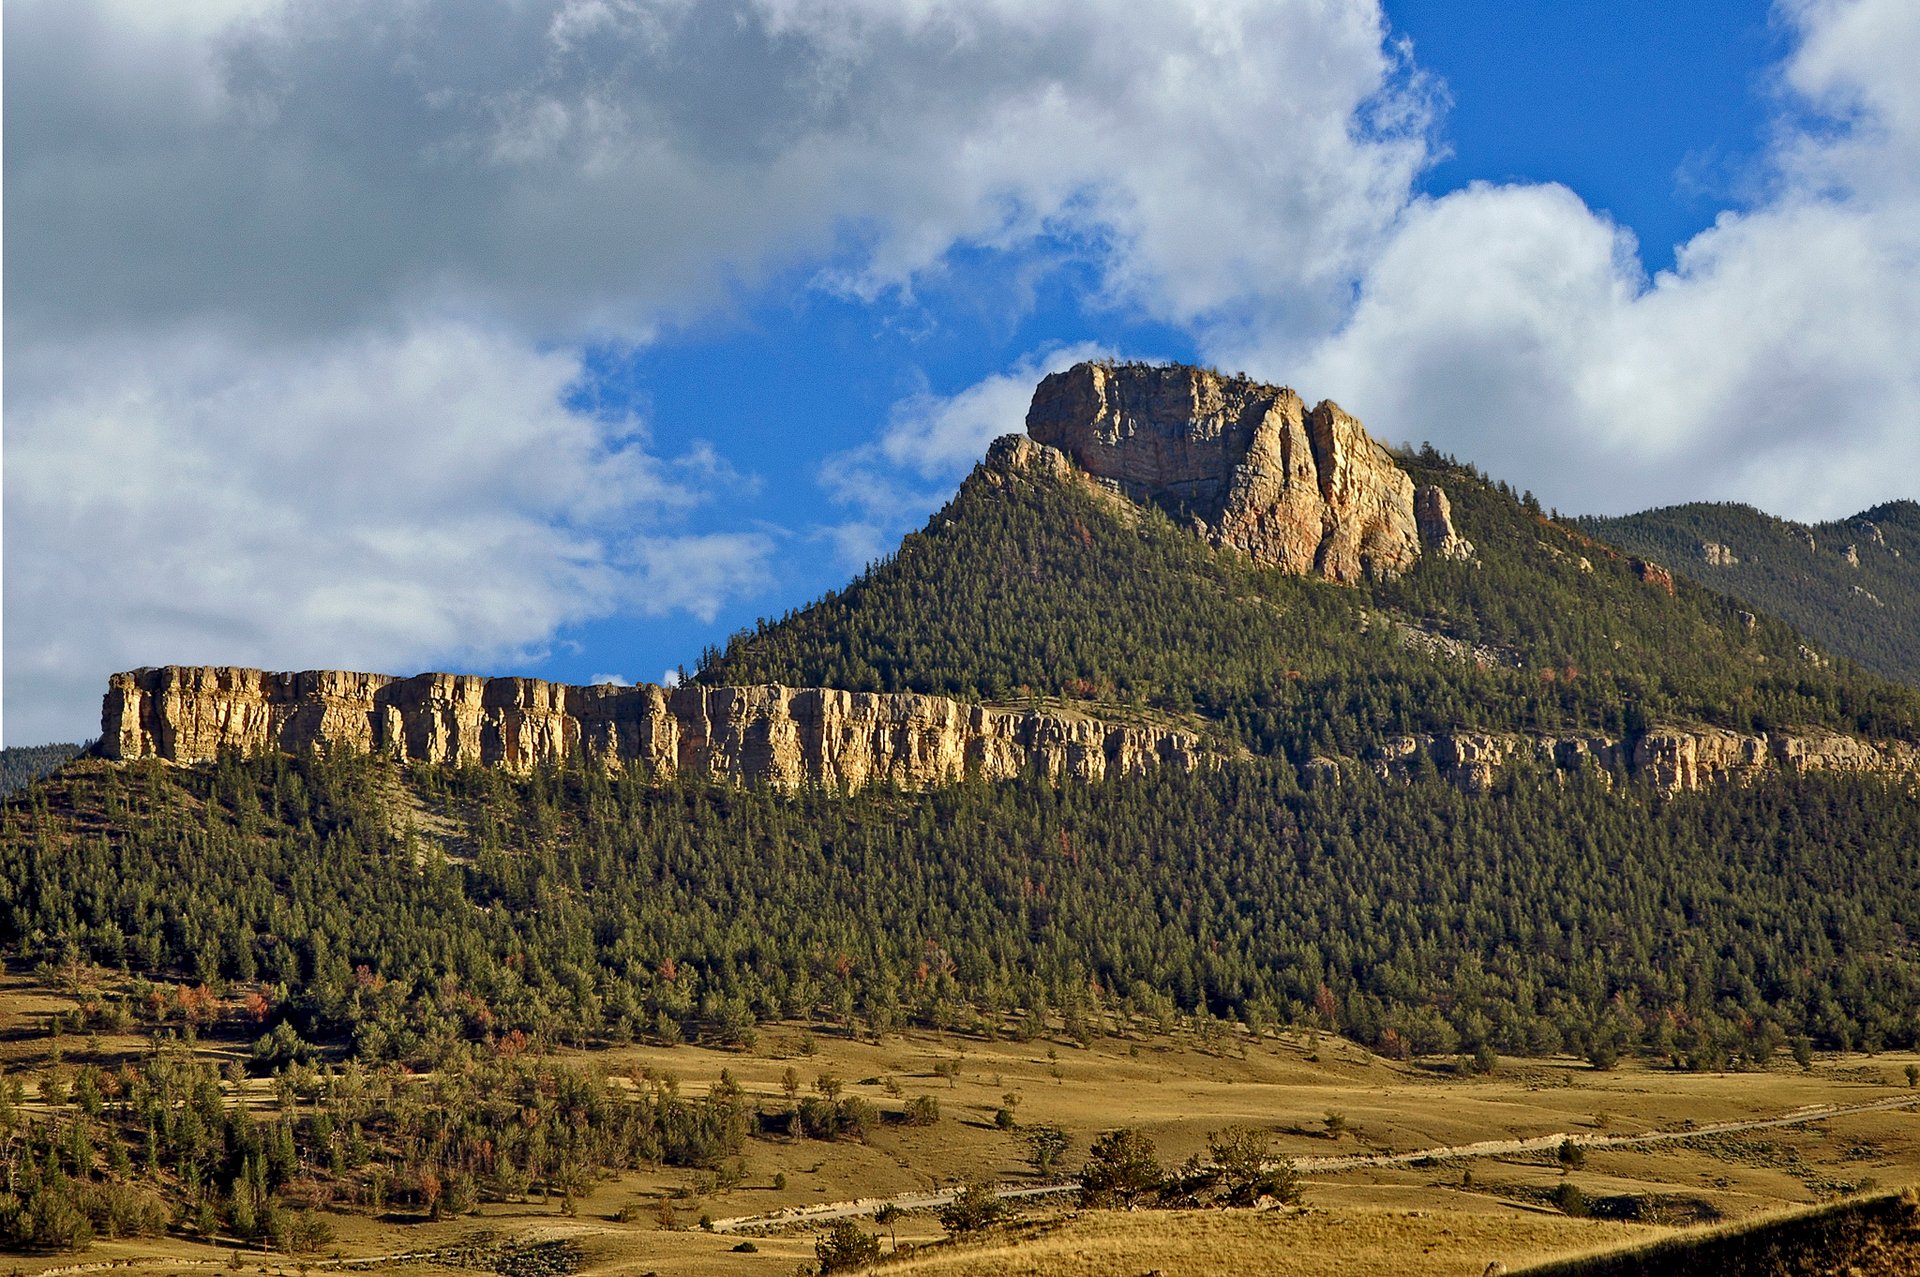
[5,972,1919,1275]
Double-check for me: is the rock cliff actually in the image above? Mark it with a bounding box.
[100,666,1207,790]
[1022,362,1423,582]
[1356,725,1920,794]
[1414,485,1474,561]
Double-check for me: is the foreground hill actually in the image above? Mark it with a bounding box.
[1580,500,1920,687]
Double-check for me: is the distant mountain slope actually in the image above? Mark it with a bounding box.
[0,743,86,797]
[1579,500,1920,687]
[701,443,1920,758]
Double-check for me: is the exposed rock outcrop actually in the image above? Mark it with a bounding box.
[1023,362,1420,582]
[101,667,1207,790]
[1630,558,1676,594]
[1367,725,1920,794]
[1699,541,1739,567]
[1414,485,1474,561]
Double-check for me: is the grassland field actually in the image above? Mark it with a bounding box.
[4,968,1918,1276]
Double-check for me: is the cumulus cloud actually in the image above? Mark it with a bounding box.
[822,343,1108,510]
[3,322,770,742]
[1277,0,1920,520]
[12,0,1920,739]
[4,0,1438,740]
[6,0,1434,342]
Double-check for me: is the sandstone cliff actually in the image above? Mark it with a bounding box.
[101,666,1207,790]
[1022,362,1423,582]
[1355,725,1920,795]
[1414,485,1475,561]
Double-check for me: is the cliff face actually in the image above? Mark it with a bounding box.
[1023,362,1422,582]
[101,666,1207,789]
[1359,726,1920,794]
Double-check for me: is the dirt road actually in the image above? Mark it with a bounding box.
[708,1093,1920,1233]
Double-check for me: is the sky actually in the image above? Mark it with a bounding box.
[6,0,1920,745]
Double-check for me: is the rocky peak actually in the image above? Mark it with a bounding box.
[1022,362,1421,583]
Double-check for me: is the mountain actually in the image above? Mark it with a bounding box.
[703,364,1920,780]
[1579,500,1920,687]
[8,361,1920,1080]
[7,361,1920,1263]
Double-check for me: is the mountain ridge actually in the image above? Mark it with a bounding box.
[100,664,1208,790]
[1580,498,1920,687]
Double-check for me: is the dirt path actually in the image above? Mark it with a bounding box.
[708,1093,1920,1234]
[709,1182,1078,1233]
[1292,1092,1920,1172]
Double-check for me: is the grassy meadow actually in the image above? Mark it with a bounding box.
[4,966,1919,1276]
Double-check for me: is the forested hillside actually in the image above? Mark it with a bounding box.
[1580,500,1920,687]
[701,449,1920,757]
[8,437,1920,1087]
[7,430,1920,1258]
[6,752,1917,1071]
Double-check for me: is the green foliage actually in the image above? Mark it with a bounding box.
[1582,499,1920,687]
[0,1043,750,1251]
[1025,1125,1070,1176]
[937,1181,1009,1234]
[815,1218,881,1273]
[1079,1128,1164,1208]
[1205,1126,1301,1206]
[1550,1181,1591,1217]
[7,749,1920,1072]
[0,1180,95,1252]
[902,1094,940,1126]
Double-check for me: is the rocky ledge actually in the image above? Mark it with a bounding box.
[1340,725,1920,794]
[1014,361,1458,582]
[100,666,1207,791]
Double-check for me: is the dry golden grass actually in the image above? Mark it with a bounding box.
[868,1206,1661,1277]
[5,968,1920,1277]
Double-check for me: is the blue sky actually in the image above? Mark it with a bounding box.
[8,0,1920,742]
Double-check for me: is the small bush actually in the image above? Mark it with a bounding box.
[904,1095,940,1126]
[1079,1128,1163,1208]
[815,1218,881,1273]
[1549,1182,1590,1217]
[938,1182,1010,1234]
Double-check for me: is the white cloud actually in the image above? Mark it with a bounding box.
[1275,0,1920,521]
[4,0,1441,740]
[624,532,778,622]
[815,343,1110,565]
[3,321,771,742]
[12,0,1920,738]
[6,0,1434,343]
